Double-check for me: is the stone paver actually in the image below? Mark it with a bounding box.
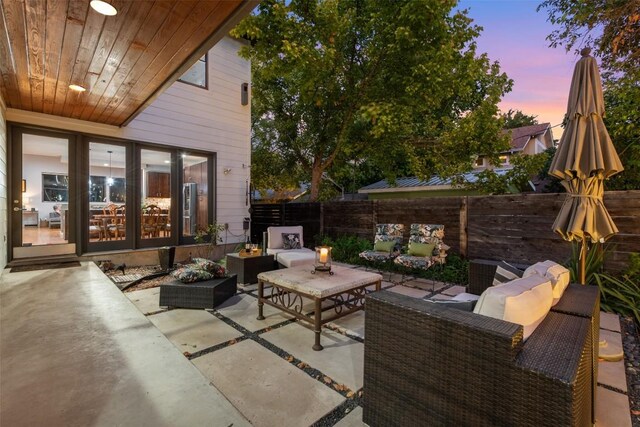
[327,311,365,339]
[595,386,632,427]
[334,406,364,427]
[386,285,429,299]
[217,294,292,331]
[380,280,395,289]
[600,311,621,332]
[147,309,241,353]
[125,287,163,315]
[262,322,364,391]
[599,329,624,360]
[441,285,467,296]
[430,294,452,300]
[403,278,446,292]
[192,339,345,427]
[598,358,627,392]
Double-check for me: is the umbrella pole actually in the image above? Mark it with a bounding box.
[579,236,587,285]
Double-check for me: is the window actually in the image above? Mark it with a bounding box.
[475,157,484,167]
[141,149,172,240]
[499,155,509,166]
[178,55,207,88]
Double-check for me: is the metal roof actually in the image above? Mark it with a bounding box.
[359,169,510,192]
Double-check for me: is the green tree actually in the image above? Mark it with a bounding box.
[500,108,539,129]
[537,0,640,75]
[233,0,513,201]
[462,149,554,195]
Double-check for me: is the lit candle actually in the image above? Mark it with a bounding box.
[319,248,328,264]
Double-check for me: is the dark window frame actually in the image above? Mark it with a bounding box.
[177,54,208,89]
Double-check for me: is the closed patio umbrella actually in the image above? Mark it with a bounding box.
[549,48,623,285]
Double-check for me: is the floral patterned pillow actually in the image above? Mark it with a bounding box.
[282,233,302,249]
[171,267,214,283]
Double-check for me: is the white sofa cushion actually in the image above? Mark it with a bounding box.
[267,226,304,249]
[473,275,553,340]
[523,260,570,305]
[267,248,316,267]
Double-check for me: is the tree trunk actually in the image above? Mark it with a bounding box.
[309,161,323,201]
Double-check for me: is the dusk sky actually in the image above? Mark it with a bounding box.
[458,0,584,139]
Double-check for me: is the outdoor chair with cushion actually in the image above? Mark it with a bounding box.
[363,264,599,426]
[393,224,448,270]
[48,211,61,228]
[266,225,316,268]
[359,224,404,263]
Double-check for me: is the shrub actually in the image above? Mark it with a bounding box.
[319,234,372,265]
[593,253,640,325]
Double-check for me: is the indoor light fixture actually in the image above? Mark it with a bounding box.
[69,84,86,92]
[106,150,114,186]
[90,0,117,16]
[22,179,26,192]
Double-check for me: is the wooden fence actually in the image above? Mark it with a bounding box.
[251,190,640,272]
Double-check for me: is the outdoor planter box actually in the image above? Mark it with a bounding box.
[159,274,237,310]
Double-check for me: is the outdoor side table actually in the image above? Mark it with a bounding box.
[226,253,275,286]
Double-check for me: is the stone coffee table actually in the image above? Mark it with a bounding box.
[257,265,382,350]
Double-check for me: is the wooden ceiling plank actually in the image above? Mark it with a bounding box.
[0,1,22,108]
[24,0,46,112]
[79,0,158,120]
[113,0,242,124]
[104,0,227,124]
[51,0,88,116]
[73,0,134,119]
[42,0,69,115]
[61,6,107,118]
[3,0,32,110]
[88,0,198,123]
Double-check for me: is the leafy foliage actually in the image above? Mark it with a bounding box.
[233,0,513,201]
[500,109,539,129]
[538,0,640,191]
[594,252,640,325]
[193,223,226,259]
[320,234,372,265]
[461,149,553,195]
[537,0,640,75]
[564,241,606,285]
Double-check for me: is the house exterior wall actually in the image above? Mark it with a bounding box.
[366,189,482,199]
[5,36,251,245]
[0,92,7,271]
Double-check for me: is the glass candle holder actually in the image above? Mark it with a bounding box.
[313,246,333,274]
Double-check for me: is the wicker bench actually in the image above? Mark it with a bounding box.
[363,263,599,426]
[159,275,237,309]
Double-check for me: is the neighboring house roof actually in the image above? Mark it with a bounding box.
[359,169,510,193]
[503,123,551,152]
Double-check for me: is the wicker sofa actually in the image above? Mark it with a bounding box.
[363,260,599,427]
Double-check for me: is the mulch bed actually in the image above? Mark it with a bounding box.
[621,316,640,426]
[11,261,81,273]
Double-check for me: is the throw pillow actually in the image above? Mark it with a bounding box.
[408,242,436,257]
[474,275,553,340]
[424,298,476,312]
[523,260,570,305]
[492,261,524,286]
[171,266,214,283]
[374,240,396,253]
[282,233,302,249]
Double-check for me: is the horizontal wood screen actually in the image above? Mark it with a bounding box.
[251,191,640,273]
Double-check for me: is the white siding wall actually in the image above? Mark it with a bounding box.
[5,37,251,245]
[0,92,7,271]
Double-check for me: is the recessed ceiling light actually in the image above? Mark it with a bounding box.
[103,163,109,167]
[90,0,117,16]
[69,84,86,92]
[164,160,171,164]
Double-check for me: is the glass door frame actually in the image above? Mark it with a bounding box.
[178,150,216,245]
[81,136,135,253]
[136,145,178,249]
[9,125,79,259]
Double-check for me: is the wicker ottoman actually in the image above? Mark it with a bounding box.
[159,275,237,309]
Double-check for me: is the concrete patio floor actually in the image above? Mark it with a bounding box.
[1,261,634,426]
